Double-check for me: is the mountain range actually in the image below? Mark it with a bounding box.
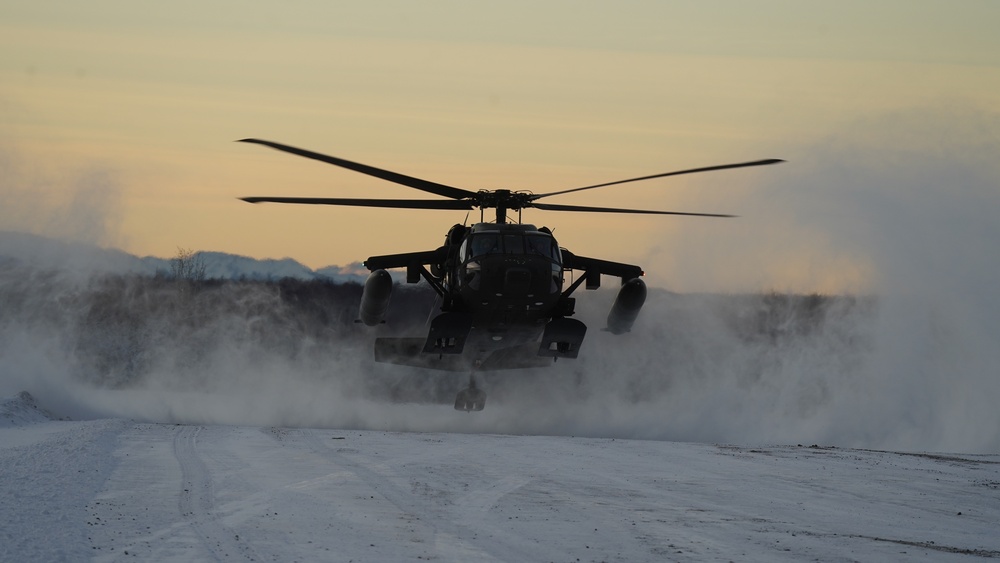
[0,231,371,283]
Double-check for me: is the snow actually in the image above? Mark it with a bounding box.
[3,238,1000,561]
[4,103,1000,560]
[2,393,999,562]
[1,391,54,428]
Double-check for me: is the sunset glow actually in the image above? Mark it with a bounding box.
[3,1,999,292]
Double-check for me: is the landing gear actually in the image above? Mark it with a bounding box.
[454,373,486,412]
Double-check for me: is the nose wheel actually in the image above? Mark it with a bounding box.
[454,374,486,412]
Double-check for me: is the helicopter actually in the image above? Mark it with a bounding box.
[239,138,782,411]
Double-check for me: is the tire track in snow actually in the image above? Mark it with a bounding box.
[291,429,536,562]
[173,425,260,562]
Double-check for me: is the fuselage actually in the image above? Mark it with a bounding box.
[450,223,562,318]
[361,221,643,371]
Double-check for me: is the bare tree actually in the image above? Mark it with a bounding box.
[170,247,207,282]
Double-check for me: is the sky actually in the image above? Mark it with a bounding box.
[3,1,1000,458]
[2,0,1000,292]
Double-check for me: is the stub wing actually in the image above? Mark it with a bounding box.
[364,248,449,271]
[560,249,643,282]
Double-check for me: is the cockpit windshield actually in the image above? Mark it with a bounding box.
[469,234,501,256]
[466,232,560,262]
[524,234,559,260]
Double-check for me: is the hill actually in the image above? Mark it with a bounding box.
[0,231,369,283]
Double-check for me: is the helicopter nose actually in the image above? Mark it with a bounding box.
[504,267,532,295]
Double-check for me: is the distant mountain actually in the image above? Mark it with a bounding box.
[0,231,372,283]
[190,251,371,283]
[0,231,152,276]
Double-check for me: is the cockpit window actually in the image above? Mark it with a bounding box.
[466,232,560,262]
[469,234,501,256]
[526,235,561,262]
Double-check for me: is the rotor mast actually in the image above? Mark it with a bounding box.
[494,189,510,224]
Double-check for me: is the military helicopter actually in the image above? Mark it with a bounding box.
[239,138,782,411]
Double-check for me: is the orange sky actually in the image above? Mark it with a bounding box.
[3,1,999,291]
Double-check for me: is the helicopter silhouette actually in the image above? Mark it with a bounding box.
[239,138,782,411]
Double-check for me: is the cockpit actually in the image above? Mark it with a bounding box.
[456,228,563,295]
[462,232,561,263]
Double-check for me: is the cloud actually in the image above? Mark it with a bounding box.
[638,104,1000,451]
[0,145,123,248]
[2,104,999,454]
[648,104,1000,297]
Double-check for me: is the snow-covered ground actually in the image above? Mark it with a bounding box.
[2,392,999,562]
[2,257,999,561]
[3,222,1000,560]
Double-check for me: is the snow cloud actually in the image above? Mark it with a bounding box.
[2,104,998,454]
[637,103,1000,452]
[0,144,123,249]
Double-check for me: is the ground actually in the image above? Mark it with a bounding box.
[2,393,999,562]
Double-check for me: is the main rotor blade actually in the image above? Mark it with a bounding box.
[240,196,474,210]
[531,201,735,217]
[239,139,477,201]
[533,158,784,200]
